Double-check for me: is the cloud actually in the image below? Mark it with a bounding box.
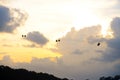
[96,0,120,16]
[50,18,120,79]
[56,25,104,55]
[100,17,120,62]
[0,55,66,77]
[0,0,13,5]
[22,44,38,48]
[110,17,120,37]
[0,55,119,80]
[0,52,6,54]
[0,5,28,33]
[26,31,49,46]
[55,17,120,63]
[1,17,120,80]
[2,44,13,47]
[0,0,9,4]
[0,55,13,66]
[72,49,82,54]
[114,62,120,74]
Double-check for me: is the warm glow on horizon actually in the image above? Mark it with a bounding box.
[0,46,62,63]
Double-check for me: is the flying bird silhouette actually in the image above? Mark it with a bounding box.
[22,35,26,37]
[56,39,60,42]
[97,42,100,46]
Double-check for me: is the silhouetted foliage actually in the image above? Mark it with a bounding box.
[0,65,119,80]
[99,75,120,80]
[0,65,69,80]
[100,76,105,80]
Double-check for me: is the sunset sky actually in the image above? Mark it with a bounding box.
[0,0,120,80]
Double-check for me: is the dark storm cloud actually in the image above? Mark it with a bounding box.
[26,31,49,46]
[107,38,120,50]
[0,6,10,32]
[100,17,120,62]
[101,49,120,62]
[0,5,28,33]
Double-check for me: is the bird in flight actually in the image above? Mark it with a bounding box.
[56,39,60,42]
[22,35,26,37]
[97,42,100,46]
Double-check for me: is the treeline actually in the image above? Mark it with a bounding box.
[0,65,69,80]
[0,65,119,80]
[99,75,120,80]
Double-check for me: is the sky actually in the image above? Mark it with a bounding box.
[0,0,120,80]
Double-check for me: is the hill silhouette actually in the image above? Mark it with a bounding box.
[0,65,69,80]
[0,65,120,80]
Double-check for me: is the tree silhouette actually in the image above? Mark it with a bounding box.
[0,65,119,80]
[99,75,120,80]
[0,65,69,80]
